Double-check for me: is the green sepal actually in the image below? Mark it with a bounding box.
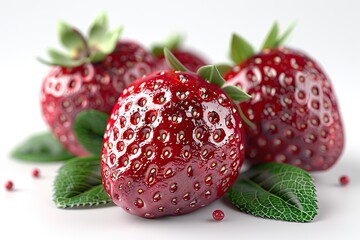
[261,22,279,50]
[151,34,183,57]
[58,21,86,55]
[11,132,74,162]
[216,64,232,76]
[89,52,107,63]
[230,33,255,64]
[275,22,296,47]
[223,85,251,102]
[88,12,109,46]
[88,13,123,62]
[163,47,190,72]
[73,110,109,156]
[53,156,112,208]
[94,26,123,56]
[228,162,318,223]
[197,65,225,87]
[37,49,85,67]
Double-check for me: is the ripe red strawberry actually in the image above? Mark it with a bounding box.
[101,49,249,218]
[151,34,208,72]
[40,13,156,156]
[223,23,344,171]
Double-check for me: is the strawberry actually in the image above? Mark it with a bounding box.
[40,13,156,156]
[223,23,344,171]
[151,34,208,72]
[101,49,250,218]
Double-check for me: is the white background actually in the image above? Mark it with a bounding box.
[0,0,359,239]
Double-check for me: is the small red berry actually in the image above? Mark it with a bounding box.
[32,168,40,178]
[339,175,350,186]
[212,210,225,221]
[5,181,13,191]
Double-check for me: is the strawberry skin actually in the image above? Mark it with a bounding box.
[224,47,344,171]
[101,70,245,218]
[155,50,207,72]
[41,41,156,156]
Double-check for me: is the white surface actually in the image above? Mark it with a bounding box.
[0,0,359,239]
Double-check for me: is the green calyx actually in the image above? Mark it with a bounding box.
[38,12,123,67]
[164,48,254,127]
[230,22,296,64]
[151,34,184,57]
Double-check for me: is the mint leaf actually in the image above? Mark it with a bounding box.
[230,33,255,64]
[11,132,74,162]
[73,110,109,156]
[53,156,111,208]
[228,163,318,222]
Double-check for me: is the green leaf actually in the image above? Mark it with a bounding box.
[261,22,279,49]
[38,48,84,67]
[228,162,318,222]
[53,156,111,208]
[73,110,109,156]
[276,22,296,47]
[11,132,74,162]
[197,65,225,87]
[58,21,86,53]
[216,64,232,76]
[230,33,255,64]
[163,47,190,72]
[223,85,251,102]
[88,12,109,46]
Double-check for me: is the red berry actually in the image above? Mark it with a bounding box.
[339,175,349,186]
[5,181,13,191]
[212,209,225,221]
[224,33,344,171]
[40,16,156,156]
[32,168,40,178]
[101,70,245,218]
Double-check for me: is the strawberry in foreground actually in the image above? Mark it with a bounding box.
[151,34,208,72]
[223,23,344,171]
[101,49,250,218]
[40,13,156,156]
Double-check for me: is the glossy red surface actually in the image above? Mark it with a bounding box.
[224,47,344,171]
[5,181,13,191]
[101,70,245,218]
[41,41,156,156]
[212,209,225,221]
